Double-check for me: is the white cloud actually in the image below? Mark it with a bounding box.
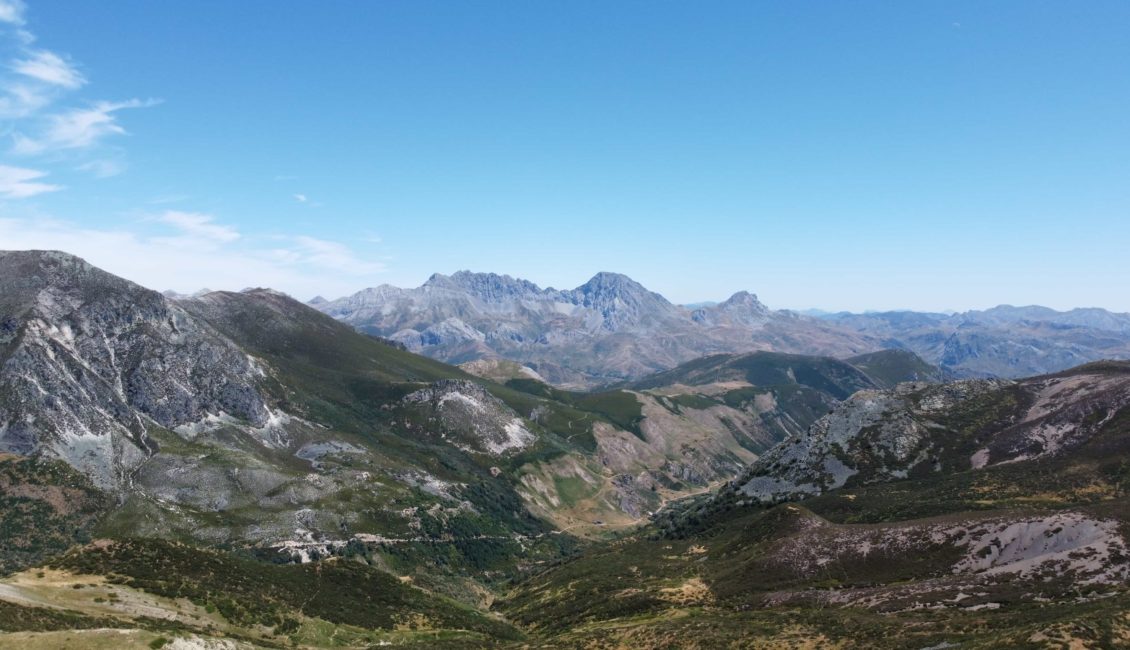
[0,215,387,299]
[0,3,156,182]
[286,235,384,274]
[0,80,51,119]
[293,193,308,203]
[13,50,85,88]
[0,0,25,25]
[154,210,241,243]
[12,98,159,155]
[0,164,61,198]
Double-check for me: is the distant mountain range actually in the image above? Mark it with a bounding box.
[312,272,1130,386]
[817,306,1130,378]
[311,272,877,388]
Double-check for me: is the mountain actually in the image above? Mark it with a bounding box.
[313,272,882,388]
[0,251,269,491]
[821,306,1130,378]
[497,361,1130,647]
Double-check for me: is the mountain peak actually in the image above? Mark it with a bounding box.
[575,272,654,302]
[720,290,767,310]
[691,290,770,326]
[579,271,638,288]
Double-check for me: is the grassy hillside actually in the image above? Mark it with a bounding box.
[846,348,950,387]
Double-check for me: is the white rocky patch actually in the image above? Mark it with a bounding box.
[173,412,242,438]
[481,418,535,455]
[950,512,1128,584]
[970,448,990,469]
[438,391,487,414]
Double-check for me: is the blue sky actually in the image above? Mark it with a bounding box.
[0,1,1127,311]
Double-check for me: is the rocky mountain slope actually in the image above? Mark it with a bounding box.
[0,251,269,491]
[726,360,1130,504]
[313,271,882,388]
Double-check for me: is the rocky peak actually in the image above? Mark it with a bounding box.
[719,290,768,312]
[575,272,648,300]
[692,290,770,326]
[571,272,678,331]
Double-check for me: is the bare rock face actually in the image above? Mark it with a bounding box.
[0,251,269,489]
[402,379,534,455]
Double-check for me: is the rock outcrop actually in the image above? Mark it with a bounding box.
[0,251,270,489]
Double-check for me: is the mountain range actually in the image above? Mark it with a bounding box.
[310,272,880,388]
[3,249,1130,648]
[312,271,1130,388]
[0,251,935,560]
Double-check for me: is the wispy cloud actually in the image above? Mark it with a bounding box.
[154,210,241,244]
[0,1,155,191]
[0,214,387,299]
[13,50,85,88]
[293,193,308,203]
[0,164,61,198]
[0,78,51,119]
[285,236,383,274]
[12,98,159,155]
[0,0,25,25]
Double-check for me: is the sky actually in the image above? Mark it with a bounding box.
[0,0,1128,312]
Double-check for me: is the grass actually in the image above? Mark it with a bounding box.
[47,538,522,641]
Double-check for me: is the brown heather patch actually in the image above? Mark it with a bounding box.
[658,578,714,606]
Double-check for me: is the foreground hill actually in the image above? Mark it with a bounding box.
[496,361,1130,647]
[7,358,1122,647]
